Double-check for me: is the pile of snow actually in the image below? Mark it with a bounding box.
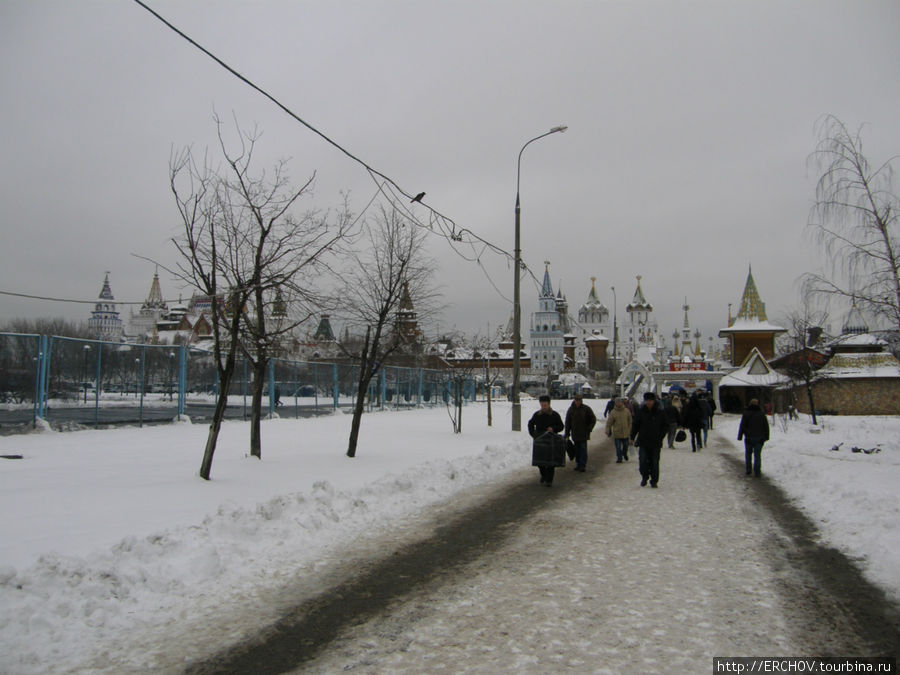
[0,405,529,672]
[0,403,897,672]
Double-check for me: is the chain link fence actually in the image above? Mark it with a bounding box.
[0,333,474,432]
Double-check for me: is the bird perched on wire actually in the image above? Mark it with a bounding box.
[410,192,425,204]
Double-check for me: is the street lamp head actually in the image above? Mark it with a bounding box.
[550,125,568,133]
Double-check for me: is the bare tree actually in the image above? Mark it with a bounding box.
[336,204,439,457]
[802,115,899,331]
[443,340,474,435]
[169,116,349,479]
[215,127,352,459]
[452,331,502,431]
[776,307,831,425]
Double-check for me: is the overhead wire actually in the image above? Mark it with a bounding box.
[130,0,549,311]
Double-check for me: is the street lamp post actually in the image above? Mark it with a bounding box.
[512,125,567,431]
[610,286,617,380]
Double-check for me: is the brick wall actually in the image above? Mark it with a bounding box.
[793,378,900,415]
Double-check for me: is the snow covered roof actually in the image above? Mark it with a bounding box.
[719,317,786,334]
[828,333,886,349]
[817,352,900,380]
[720,347,790,388]
[439,347,527,361]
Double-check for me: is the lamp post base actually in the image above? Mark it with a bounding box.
[512,401,521,431]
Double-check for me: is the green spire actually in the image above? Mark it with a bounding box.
[736,265,767,322]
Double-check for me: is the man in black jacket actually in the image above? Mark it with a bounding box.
[664,398,681,449]
[630,391,668,488]
[564,394,597,472]
[528,395,565,486]
[737,398,769,477]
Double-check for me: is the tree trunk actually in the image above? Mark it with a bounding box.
[249,359,266,459]
[199,355,237,480]
[806,381,818,426]
[455,379,463,434]
[347,378,369,458]
[347,326,372,458]
[487,381,493,427]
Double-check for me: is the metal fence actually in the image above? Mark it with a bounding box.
[0,333,475,431]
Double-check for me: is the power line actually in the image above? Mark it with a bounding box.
[0,289,182,306]
[130,0,542,310]
[131,0,513,262]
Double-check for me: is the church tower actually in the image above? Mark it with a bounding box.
[395,281,421,346]
[573,277,611,370]
[841,300,868,335]
[530,262,565,374]
[577,277,610,332]
[718,265,786,365]
[129,270,168,341]
[624,275,659,362]
[679,298,695,359]
[88,272,124,340]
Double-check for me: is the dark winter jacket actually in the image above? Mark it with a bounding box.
[565,403,597,442]
[737,404,770,442]
[604,399,615,418]
[528,408,564,438]
[697,397,712,420]
[664,403,681,426]
[630,401,668,449]
[682,397,705,431]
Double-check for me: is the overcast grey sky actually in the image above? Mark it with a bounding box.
[2,0,898,344]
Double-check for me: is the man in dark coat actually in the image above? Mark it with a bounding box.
[564,393,597,472]
[737,398,769,477]
[697,393,712,446]
[630,391,668,488]
[682,393,705,451]
[706,394,717,429]
[528,395,565,486]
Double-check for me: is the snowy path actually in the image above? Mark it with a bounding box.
[198,429,897,673]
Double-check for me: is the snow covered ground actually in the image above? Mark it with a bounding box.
[0,402,897,673]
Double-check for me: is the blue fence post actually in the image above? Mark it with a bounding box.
[94,341,102,427]
[332,363,339,410]
[139,345,146,427]
[36,335,48,421]
[418,368,423,407]
[42,335,53,419]
[268,359,275,417]
[178,344,186,418]
[31,336,40,427]
[312,362,318,414]
[380,368,386,411]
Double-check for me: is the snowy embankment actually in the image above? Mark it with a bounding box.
[716,412,900,602]
[0,404,529,673]
[0,403,897,673]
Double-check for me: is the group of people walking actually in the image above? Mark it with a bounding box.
[529,389,769,488]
